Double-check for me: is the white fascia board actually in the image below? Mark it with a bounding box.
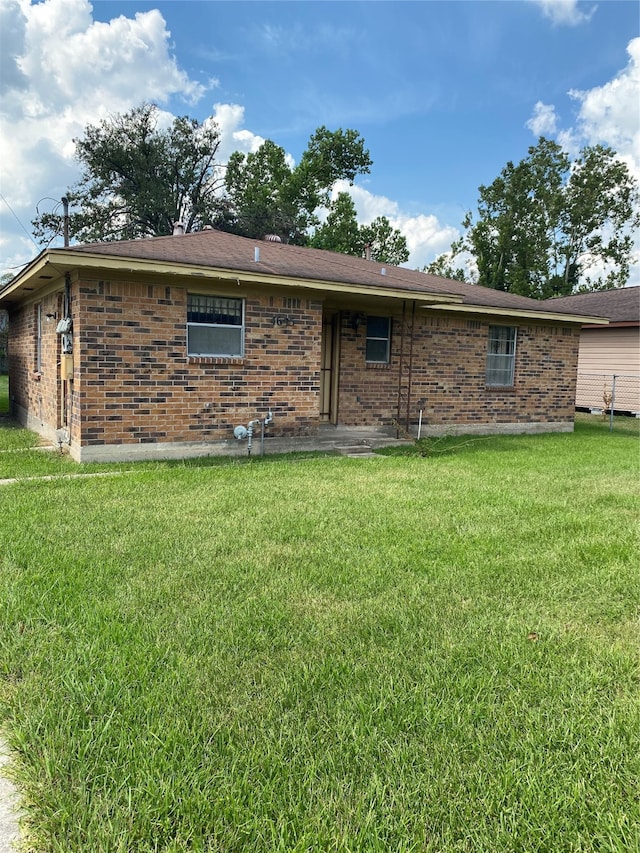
[423,302,609,326]
[1,250,465,306]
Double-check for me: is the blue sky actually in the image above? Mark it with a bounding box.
[1,0,639,279]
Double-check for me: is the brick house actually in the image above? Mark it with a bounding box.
[0,229,606,462]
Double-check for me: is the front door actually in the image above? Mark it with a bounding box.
[320,313,339,423]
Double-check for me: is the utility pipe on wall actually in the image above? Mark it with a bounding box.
[233,410,274,456]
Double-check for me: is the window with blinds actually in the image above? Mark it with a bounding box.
[486,326,517,386]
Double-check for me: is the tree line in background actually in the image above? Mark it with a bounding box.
[32,104,639,298]
[32,103,409,267]
[426,137,640,298]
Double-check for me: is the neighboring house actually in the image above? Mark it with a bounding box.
[542,287,640,414]
[0,229,606,462]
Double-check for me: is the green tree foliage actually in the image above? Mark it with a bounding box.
[32,104,225,244]
[359,216,409,266]
[224,140,311,243]
[434,138,639,298]
[0,274,12,367]
[310,192,409,265]
[422,254,467,282]
[309,192,361,255]
[32,107,390,259]
[224,127,372,243]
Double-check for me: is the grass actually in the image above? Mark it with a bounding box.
[0,415,638,852]
[0,374,8,414]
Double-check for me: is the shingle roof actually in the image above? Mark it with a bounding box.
[541,287,640,324]
[0,228,610,323]
[68,229,554,312]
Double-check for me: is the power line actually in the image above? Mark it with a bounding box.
[0,192,40,251]
[1,260,32,272]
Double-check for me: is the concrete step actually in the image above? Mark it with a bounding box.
[335,444,380,457]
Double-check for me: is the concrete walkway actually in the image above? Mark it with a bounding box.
[268,424,412,455]
[0,741,21,853]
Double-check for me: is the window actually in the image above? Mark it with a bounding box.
[366,316,391,363]
[486,326,517,386]
[187,295,244,357]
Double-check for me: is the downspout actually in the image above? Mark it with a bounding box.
[395,301,406,437]
[404,301,416,434]
[61,271,73,436]
[57,198,72,441]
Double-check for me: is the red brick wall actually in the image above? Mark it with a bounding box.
[8,277,580,455]
[8,291,62,437]
[75,278,323,447]
[336,310,579,429]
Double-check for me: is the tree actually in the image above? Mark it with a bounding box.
[32,106,379,254]
[33,104,226,244]
[423,253,467,282]
[224,126,372,243]
[560,144,639,292]
[309,192,361,255]
[309,192,409,265]
[224,140,312,243]
[0,274,12,371]
[437,137,639,298]
[359,216,409,266]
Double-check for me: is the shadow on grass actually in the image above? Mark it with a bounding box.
[0,374,9,416]
[378,414,639,459]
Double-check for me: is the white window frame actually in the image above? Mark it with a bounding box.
[486,325,517,387]
[366,316,391,364]
[187,295,244,357]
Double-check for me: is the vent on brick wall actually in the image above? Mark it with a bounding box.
[467,320,482,330]
[283,297,301,309]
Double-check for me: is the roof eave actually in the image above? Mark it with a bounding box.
[0,249,465,306]
[424,302,609,325]
[0,252,54,303]
[582,320,638,329]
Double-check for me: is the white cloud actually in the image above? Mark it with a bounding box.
[209,103,266,162]
[526,101,558,136]
[525,38,640,286]
[529,36,640,169]
[568,37,640,181]
[0,0,210,272]
[573,37,640,287]
[533,0,596,27]
[15,0,204,108]
[331,181,461,270]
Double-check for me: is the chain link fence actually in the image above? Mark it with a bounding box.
[576,372,640,431]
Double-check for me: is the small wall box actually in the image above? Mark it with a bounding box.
[60,354,73,380]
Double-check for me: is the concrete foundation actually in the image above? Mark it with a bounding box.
[66,421,573,463]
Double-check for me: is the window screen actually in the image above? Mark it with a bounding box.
[486,326,517,386]
[187,295,244,357]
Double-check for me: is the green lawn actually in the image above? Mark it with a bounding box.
[0,374,8,415]
[0,418,638,852]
